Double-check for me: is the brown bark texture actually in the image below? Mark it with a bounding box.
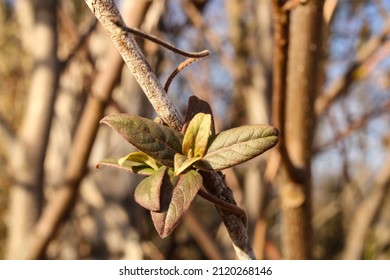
[275,0,325,259]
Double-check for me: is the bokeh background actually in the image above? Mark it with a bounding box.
[0,0,390,259]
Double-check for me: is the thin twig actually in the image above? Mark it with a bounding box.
[116,24,210,58]
[184,210,223,259]
[181,0,239,79]
[373,0,390,19]
[0,112,16,150]
[315,19,390,116]
[282,0,308,11]
[60,19,98,71]
[198,189,247,225]
[314,100,390,153]
[164,57,208,93]
[113,17,210,94]
[342,155,390,259]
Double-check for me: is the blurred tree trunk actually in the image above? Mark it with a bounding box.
[23,1,152,259]
[6,0,153,259]
[6,0,59,259]
[277,0,324,259]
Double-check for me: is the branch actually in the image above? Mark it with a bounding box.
[181,0,239,79]
[271,0,305,183]
[198,189,247,225]
[275,0,325,259]
[85,0,182,131]
[314,100,390,153]
[184,210,223,260]
[60,19,98,71]
[0,113,16,150]
[111,21,210,93]
[85,0,255,260]
[199,170,256,259]
[342,155,390,259]
[282,0,308,11]
[113,23,210,58]
[315,19,390,116]
[164,57,207,93]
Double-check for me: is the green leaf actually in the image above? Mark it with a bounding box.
[182,113,212,158]
[151,170,202,238]
[96,158,155,176]
[173,153,201,175]
[134,166,167,211]
[118,151,160,171]
[196,125,279,171]
[100,114,183,167]
[173,153,187,174]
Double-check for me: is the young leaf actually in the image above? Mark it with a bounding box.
[151,170,202,238]
[182,113,212,158]
[118,151,160,171]
[183,95,215,135]
[96,158,155,176]
[174,153,202,176]
[134,166,167,211]
[100,114,183,167]
[196,125,279,171]
[173,153,187,174]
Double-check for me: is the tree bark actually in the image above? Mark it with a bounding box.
[85,0,182,131]
[279,0,324,259]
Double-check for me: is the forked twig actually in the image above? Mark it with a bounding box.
[111,20,210,93]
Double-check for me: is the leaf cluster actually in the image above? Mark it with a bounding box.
[97,96,279,237]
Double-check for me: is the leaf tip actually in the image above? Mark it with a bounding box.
[99,114,120,126]
[99,115,110,125]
